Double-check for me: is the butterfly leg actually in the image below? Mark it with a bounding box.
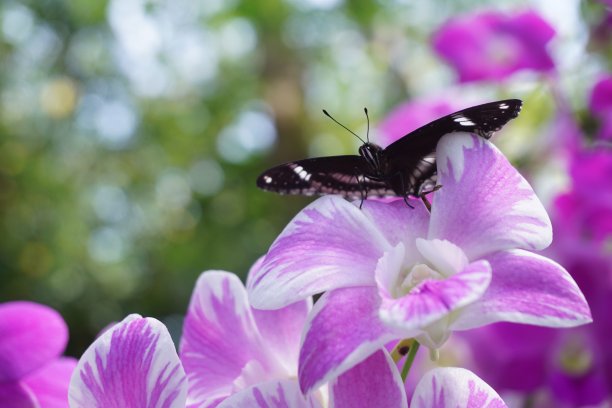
[354,171,368,209]
[393,172,414,209]
[418,184,441,212]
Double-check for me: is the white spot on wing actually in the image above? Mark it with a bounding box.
[499,103,509,109]
[264,176,272,184]
[453,116,475,126]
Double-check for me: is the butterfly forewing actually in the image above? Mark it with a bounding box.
[256,156,395,199]
[383,99,522,194]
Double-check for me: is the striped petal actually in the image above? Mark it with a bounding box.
[330,349,408,408]
[69,315,187,408]
[248,196,389,309]
[411,367,507,407]
[298,287,398,394]
[451,250,592,330]
[247,257,312,376]
[429,133,551,260]
[216,380,323,408]
[180,271,281,406]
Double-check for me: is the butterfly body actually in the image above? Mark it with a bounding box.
[257,99,522,202]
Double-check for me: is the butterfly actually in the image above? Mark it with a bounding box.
[256,99,522,206]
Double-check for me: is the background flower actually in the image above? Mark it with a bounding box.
[0,301,76,408]
[589,74,612,141]
[432,9,556,82]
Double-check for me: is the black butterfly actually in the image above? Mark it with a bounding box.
[257,99,522,206]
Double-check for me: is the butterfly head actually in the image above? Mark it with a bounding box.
[359,142,385,173]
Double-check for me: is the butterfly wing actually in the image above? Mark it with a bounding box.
[383,99,522,195]
[257,155,396,199]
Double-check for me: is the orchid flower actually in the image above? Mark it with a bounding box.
[63,266,511,407]
[431,10,555,82]
[68,314,187,407]
[464,145,612,407]
[176,268,406,407]
[248,133,592,393]
[0,301,76,408]
[179,268,509,407]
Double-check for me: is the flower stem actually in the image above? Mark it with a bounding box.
[400,340,420,382]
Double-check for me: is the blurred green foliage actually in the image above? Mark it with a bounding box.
[0,0,607,355]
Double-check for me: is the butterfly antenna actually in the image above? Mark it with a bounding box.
[364,107,370,143]
[322,109,366,144]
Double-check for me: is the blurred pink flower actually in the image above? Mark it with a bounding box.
[589,74,612,141]
[432,10,555,82]
[0,301,76,408]
[377,98,457,146]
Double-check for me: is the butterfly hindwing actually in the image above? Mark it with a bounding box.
[256,156,395,199]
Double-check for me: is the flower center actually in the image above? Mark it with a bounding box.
[395,263,444,297]
[558,339,593,376]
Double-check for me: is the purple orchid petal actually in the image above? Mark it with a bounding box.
[69,314,187,408]
[21,357,77,408]
[361,199,430,254]
[330,349,408,408]
[251,301,311,376]
[430,133,551,260]
[249,196,389,309]
[411,367,507,407]
[0,381,37,408]
[246,257,312,375]
[180,271,286,406]
[298,286,398,394]
[379,259,491,336]
[0,301,68,382]
[452,249,592,330]
[216,380,323,408]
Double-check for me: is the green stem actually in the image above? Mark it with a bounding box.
[400,340,420,382]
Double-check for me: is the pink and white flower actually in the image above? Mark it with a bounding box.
[179,268,419,407]
[180,268,508,408]
[56,264,512,408]
[248,133,591,393]
[68,315,187,408]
